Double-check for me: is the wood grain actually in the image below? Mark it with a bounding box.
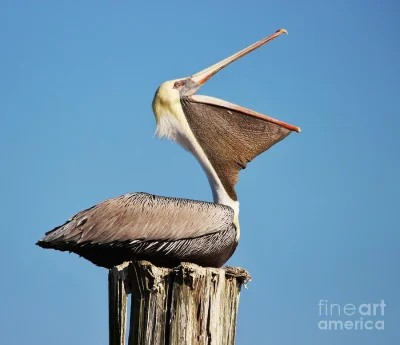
[109,261,250,345]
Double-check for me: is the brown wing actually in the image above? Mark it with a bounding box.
[181,95,298,200]
[39,193,234,246]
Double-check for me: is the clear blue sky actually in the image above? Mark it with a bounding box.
[1,1,399,344]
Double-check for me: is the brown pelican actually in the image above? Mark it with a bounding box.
[37,29,300,269]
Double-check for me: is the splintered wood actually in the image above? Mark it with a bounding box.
[108,261,250,345]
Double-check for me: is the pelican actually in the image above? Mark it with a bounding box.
[37,29,300,269]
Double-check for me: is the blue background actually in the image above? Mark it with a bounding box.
[1,1,399,344]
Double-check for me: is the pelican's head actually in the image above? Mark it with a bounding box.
[152,78,200,128]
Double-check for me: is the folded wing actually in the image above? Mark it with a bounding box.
[38,192,234,247]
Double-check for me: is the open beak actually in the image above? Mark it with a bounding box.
[189,28,300,133]
[191,29,288,86]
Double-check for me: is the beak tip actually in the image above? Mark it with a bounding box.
[277,28,288,35]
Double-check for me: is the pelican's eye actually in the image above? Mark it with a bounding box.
[173,80,185,89]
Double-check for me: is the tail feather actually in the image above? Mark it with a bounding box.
[36,220,76,250]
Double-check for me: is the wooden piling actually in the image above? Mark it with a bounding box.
[108,261,250,345]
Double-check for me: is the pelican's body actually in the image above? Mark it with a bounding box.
[39,193,237,268]
[37,29,300,268]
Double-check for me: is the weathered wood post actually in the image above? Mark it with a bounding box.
[108,261,250,345]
